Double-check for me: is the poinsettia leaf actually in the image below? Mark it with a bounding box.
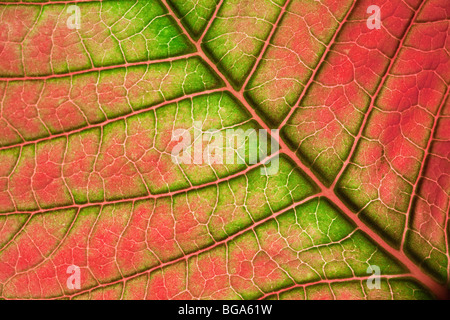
[0,0,448,300]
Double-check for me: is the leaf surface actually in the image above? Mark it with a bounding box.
[0,0,448,300]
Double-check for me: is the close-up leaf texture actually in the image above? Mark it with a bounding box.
[0,0,448,300]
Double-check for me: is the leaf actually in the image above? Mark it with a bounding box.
[0,0,448,300]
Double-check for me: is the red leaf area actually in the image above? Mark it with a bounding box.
[0,0,448,300]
